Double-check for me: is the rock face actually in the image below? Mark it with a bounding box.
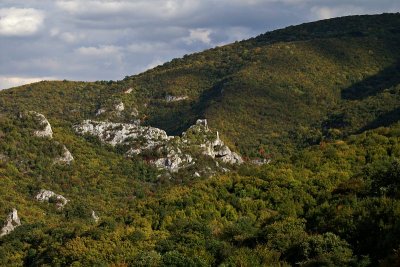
[75,120,171,152]
[151,147,194,173]
[31,112,53,139]
[188,125,243,165]
[35,189,68,209]
[0,209,21,237]
[165,95,188,102]
[55,146,74,164]
[74,119,243,172]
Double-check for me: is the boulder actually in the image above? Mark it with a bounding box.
[0,209,21,237]
[54,146,74,164]
[31,112,53,139]
[35,189,68,209]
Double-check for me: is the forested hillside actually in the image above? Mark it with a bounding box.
[0,13,400,266]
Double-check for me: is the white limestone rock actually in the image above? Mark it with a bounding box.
[115,102,125,112]
[184,122,243,165]
[35,189,68,209]
[0,209,21,237]
[75,120,170,149]
[55,146,74,164]
[96,108,106,116]
[124,88,133,94]
[31,112,53,139]
[165,95,188,102]
[183,119,209,133]
[250,158,271,165]
[74,118,243,172]
[219,151,243,164]
[151,147,194,172]
[91,210,100,223]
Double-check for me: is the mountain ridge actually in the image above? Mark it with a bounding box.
[0,13,400,266]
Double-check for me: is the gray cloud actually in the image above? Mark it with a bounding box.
[0,0,399,89]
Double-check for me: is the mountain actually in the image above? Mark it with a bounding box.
[0,13,400,266]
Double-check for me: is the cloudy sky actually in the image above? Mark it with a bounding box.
[0,0,399,89]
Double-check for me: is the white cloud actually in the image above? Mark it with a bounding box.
[311,5,366,20]
[144,59,165,71]
[0,0,399,85]
[184,28,212,45]
[127,42,168,53]
[0,8,44,36]
[0,76,57,90]
[50,28,85,43]
[230,0,309,4]
[75,45,125,70]
[76,45,121,56]
[55,0,200,18]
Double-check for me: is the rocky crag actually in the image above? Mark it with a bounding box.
[0,209,21,237]
[74,119,243,173]
[35,189,69,209]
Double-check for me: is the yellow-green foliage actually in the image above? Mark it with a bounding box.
[0,14,400,266]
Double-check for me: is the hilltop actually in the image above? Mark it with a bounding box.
[2,13,400,157]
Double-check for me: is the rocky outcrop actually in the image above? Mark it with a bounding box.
[75,120,171,152]
[91,210,99,223]
[115,102,125,112]
[74,119,243,172]
[165,95,188,102]
[31,112,53,139]
[184,121,243,164]
[151,147,194,172]
[54,146,74,165]
[0,209,21,237]
[250,158,271,165]
[35,189,68,209]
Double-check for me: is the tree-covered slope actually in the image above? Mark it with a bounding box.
[2,14,400,158]
[0,13,400,266]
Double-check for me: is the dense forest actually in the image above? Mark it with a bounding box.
[0,13,400,266]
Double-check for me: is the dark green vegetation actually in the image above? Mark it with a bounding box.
[0,13,400,266]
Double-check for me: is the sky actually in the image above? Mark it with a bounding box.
[0,0,399,90]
